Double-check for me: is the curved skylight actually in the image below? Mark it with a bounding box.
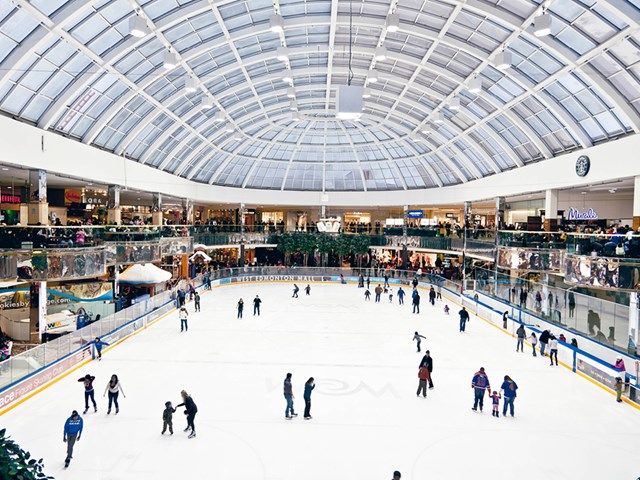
[0,0,638,191]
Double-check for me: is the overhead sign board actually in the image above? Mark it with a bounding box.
[406,210,424,219]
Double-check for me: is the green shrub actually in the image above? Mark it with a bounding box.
[0,429,52,480]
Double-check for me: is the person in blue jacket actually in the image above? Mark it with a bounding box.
[397,287,405,305]
[303,377,315,419]
[94,337,109,361]
[471,367,491,412]
[500,375,518,417]
[63,410,83,468]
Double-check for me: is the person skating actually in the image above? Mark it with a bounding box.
[177,288,186,307]
[412,291,420,314]
[397,287,405,305]
[103,374,125,415]
[417,365,429,398]
[93,337,109,361]
[429,286,436,306]
[237,298,244,319]
[471,367,490,412]
[418,350,434,389]
[614,377,624,403]
[284,373,297,419]
[364,289,371,301]
[568,291,576,318]
[194,291,201,312]
[459,307,470,332]
[549,334,559,366]
[436,284,442,300]
[292,284,299,298]
[63,410,83,468]
[176,390,198,438]
[253,295,262,316]
[489,391,501,417]
[305,284,311,295]
[516,324,526,352]
[392,471,401,480]
[162,401,176,435]
[366,276,370,290]
[384,274,389,287]
[539,329,550,357]
[78,374,97,414]
[500,375,518,417]
[412,277,418,289]
[303,377,315,419]
[388,289,393,303]
[530,332,538,356]
[413,332,426,352]
[444,304,450,315]
[502,311,508,329]
[374,284,383,303]
[179,306,188,332]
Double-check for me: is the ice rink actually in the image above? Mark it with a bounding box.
[2,282,639,480]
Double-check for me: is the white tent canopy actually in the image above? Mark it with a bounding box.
[118,263,172,285]
[189,251,212,262]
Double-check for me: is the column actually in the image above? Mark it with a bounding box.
[544,189,559,231]
[152,193,163,225]
[29,281,47,343]
[320,204,326,218]
[495,196,506,230]
[633,176,640,230]
[181,198,193,224]
[27,169,48,225]
[461,201,471,293]
[238,203,246,267]
[629,292,639,355]
[494,197,506,293]
[401,205,409,268]
[107,185,121,225]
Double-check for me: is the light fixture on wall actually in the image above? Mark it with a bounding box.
[386,13,399,33]
[269,14,284,33]
[129,16,148,38]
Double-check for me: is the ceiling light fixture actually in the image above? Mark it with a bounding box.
[213,112,225,123]
[282,74,293,84]
[608,188,617,194]
[367,72,379,84]
[493,50,512,71]
[286,87,296,98]
[163,50,178,70]
[276,46,289,61]
[201,99,214,109]
[129,16,147,38]
[374,46,387,61]
[225,127,235,133]
[233,132,243,141]
[468,77,482,94]
[185,78,197,93]
[269,14,284,33]
[289,101,298,111]
[362,88,371,99]
[534,12,552,37]
[386,13,400,33]
[421,128,431,135]
[449,98,461,111]
[433,112,444,124]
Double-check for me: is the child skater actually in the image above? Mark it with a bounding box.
[444,305,450,315]
[388,289,393,303]
[490,390,501,417]
[364,289,371,301]
[162,401,176,435]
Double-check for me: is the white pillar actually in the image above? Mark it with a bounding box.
[544,189,559,231]
[629,292,639,354]
[633,176,640,230]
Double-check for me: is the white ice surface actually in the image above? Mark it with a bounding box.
[2,283,639,480]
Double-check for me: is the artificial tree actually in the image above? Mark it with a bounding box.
[0,429,52,480]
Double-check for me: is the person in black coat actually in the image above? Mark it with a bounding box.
[412,292,420,314]
[253,295,262,316]
[459,307,470,332]
[176,390,198,438]
[419,350,434,389]
[539,329,551,357]
[429,287,436,306]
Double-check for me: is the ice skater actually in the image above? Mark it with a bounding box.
[305,284,311,296]
[549,334,559,366]
[413,331,426,352]
[374,285,382,303]
[500,375,518,417]
[364,289,371,301]
[194,291,201,312]
[179,306,189,332]
[471,367,490,412]
[292,284,299,298]
[366,277,370,289]
[162,401,176,435]
[429,286,436,306]
[78,374,97,414]
[388,288,393,303]
[303,377,315,419]
[93,337,109,361]
[436,284,442,300]
[444,304,450,315]
[490,391,501,417]
[419,350,434,389]
[516,324,526,352]
[412,291,420,314]
[397,286,405,305]
[103,374,125,415]
[502,311,508,329]
[417,364,429,398]
[530,332,538,356]
[458,307,469,332]
[63,410,83,468]
[237,298,244,318]
[253,295,262,316]
[176,390,197,438]
[284,372,297,419]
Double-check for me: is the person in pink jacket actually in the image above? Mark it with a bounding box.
[614,357,626,371]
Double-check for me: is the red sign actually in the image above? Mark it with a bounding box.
[64,189,82,204]
[0,194,20,203]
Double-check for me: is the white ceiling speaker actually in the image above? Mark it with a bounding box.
[468,77,482,94]
[276,46,289,61]
[336,85,364,121]
[366,72,379,84]
[129,16,148,38]
[449,98,461,111]
[201,99,214,109]
[374,46,387,61]
[185,78,197,93]
[386,13,399,33]
[269,14,284,33]
[213,112,225,122]
[433,112,444,124]
[163,50,178,70]
[286,87,296,98]
[493,50,512,71]
[534,13,552,37]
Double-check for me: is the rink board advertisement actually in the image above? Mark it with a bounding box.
[0,345,92,410]
[576,357,618,390]
[230,275,334,283]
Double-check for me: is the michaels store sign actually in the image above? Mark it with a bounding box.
[567,207,598,221]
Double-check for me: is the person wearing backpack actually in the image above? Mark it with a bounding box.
[500,375,518,417]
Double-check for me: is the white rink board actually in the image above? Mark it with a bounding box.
[2,282,639,480]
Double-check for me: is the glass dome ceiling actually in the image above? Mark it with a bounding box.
[0,0,639,192]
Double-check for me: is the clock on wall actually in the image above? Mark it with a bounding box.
[576,155,590,177]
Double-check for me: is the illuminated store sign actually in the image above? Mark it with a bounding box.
[567,207,598,221]
[406,210,424,218]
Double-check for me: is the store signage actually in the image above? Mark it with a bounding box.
[64,189,82,204]
[85,196,105,205]
[0,194,21,203]
[406,210,424,219]
[567,207,598,221]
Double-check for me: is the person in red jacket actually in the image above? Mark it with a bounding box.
[417,366,430,398]
[78,374,97,414]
